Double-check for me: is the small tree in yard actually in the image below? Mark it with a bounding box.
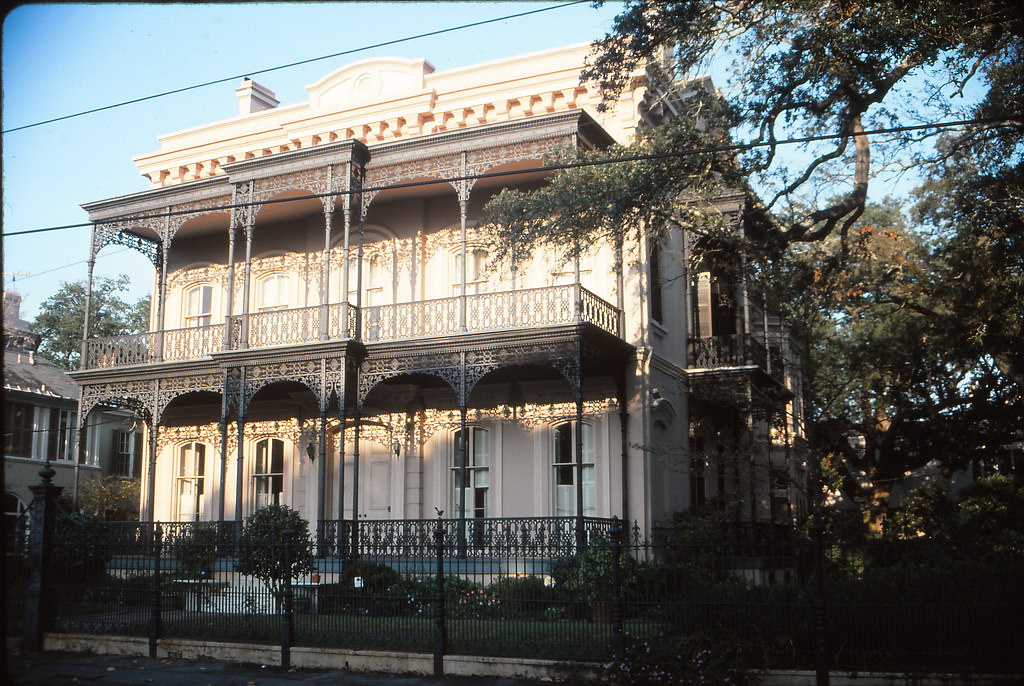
[235,505,314,598]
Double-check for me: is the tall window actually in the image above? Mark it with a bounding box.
[184,284,213,327]
[649,239,664,324]
[452,248,489,295]
[347,254,385,305]
[452,427,490,518]
[46,408,75,462]
[693,271,736,337]
[111,429,142,477]
[4,402,35,458]
[253,438,285,508]
[176,442,206,521]
[257,274,289,311]
[552,422,595,517]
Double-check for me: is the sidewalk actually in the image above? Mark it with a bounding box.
[7,649,572,686]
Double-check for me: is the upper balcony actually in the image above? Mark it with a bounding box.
[686,333,788,390]
[81,284,621,370]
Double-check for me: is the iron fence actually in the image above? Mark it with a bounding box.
[10,511,1024,678]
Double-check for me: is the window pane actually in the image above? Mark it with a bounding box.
[554,423,571,464]
[557,465,574,486]
[259,275,288,309]
[271,439,284,474]
[255,440,267,474]
[473,428,489,467]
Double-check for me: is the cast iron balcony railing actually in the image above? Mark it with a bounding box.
[229,303,355,350]
[687,334,790,387]
[81,285,619,369]
[163,324,226,362]
[319,515,616,557]
[687,334,768,370]
[361,284,618,343]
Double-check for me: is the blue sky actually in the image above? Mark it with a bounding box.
[2,1,624,319]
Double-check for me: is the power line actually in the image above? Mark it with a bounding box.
[8,249,134,282]
[0,1,588,134]
[1,116,1006,238]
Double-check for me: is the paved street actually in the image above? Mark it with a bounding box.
[7,649,572,686]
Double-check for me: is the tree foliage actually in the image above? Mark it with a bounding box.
[911,142,1024,387]
[761,200,1022,533]
[581,0,1023,245]
[76,475,140,521]
[485,90,738,263]
[32,275,150,370]
[887,475,1024,549]
[482,1,1024,533]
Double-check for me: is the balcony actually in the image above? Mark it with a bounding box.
[81,285,620,370]
[687,334,767,370]
[686,334,788,389]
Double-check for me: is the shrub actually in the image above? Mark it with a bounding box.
[605,631,764,686]
[549,537,638,602]
[340,560,400,593]
[485,575,559,619]
[172,522,220,577]
[387,574,488,619]
[318,562,404,615]
[234,505,314,597]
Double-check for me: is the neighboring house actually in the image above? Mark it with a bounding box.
[3,290,143,543]
[71,44,807,537]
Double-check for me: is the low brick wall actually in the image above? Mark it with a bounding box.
[42,633,603,681]
[42,634,1021,686]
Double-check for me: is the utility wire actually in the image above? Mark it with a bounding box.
[7,249,133,281]
[1,116,1008,238]
[1,1,587,134]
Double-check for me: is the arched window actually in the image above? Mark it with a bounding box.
[176,442,206,521]
[184,284,213,327]
[552,422,595,516]
[452,427,490,518]
[253,438,285,508]
[257,273,290,311]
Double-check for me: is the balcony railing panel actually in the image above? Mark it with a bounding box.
[162,324,225,361]
[361,297,459,342]
[83,332,156,369]
[242,305,320,348]
[579,287,619,335]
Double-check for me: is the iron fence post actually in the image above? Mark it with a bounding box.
[149,524,163,658]
[22,463,63,651]
[610,516,625,661]
[281,524,294,670]
[810,519,830,686]
[433,513,447,677]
